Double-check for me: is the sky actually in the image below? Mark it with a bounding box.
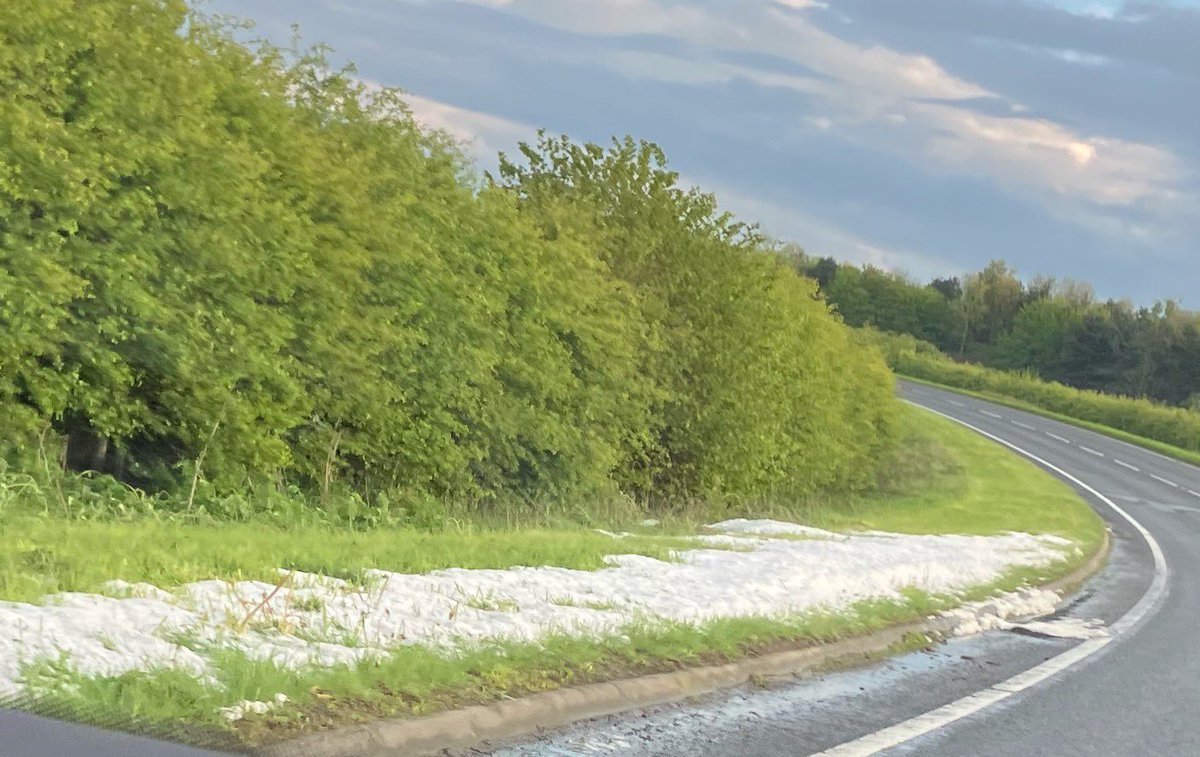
[204,0,1199,305]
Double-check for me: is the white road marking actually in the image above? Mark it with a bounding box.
[1114,459,1140,472]
[909,384,1197,473]
[1010,420,1037,431]
[1151,474,1179,488]
[1078,446,1104,458]
[820,402,1170,757]
[1090,427,1194,469]
[979,410,1003,419]
[1045,432,1072,444]
[819,639,1111,757]
[1188,490,1200,499]
[948,400,966,408]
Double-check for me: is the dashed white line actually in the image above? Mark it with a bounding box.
[947,400,966,408]
[823,402,1169,757]
[1045,432,1072,444]
[1114,459,1141,472]
[1010,420,1037,431]
[1151,474,1179,488]
[979,410,1003,419]
[1188,490,1200,499]
[1078,446,1104,458]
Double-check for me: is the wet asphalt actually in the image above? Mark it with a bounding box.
[1,382,1188,756]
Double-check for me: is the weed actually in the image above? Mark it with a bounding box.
[96,633,119,653]
[161,629,209,653]
[550,596,618,611]
[461,591,519,613]
[292,595,324,613]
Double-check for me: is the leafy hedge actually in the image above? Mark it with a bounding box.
[0,0,898,508]
[866,329,1200,453]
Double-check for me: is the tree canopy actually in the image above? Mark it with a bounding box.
[0,0,899,509]
[789,252,1200,409]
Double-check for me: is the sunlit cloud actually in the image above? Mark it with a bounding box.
[211,0,1200,303]
[404,92,537,166]
[486,0,1184,217]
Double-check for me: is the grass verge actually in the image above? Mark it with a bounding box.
[14,586,993,750]
[742,405,1105,568]
[0,404,1106,748]
[0,520,706,605]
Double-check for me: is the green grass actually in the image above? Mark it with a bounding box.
[812,406,1103,547]
[0,518,717,604]
[15,588,964,748]
[732,405,1105,568]
[901,373,1200,469]
[0,407,1101,606]
[460,591,521,613]
[0,403,1106,747]
[550,596,621,611]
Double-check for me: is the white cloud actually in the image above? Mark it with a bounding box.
[461,0,1186,223]
[771,0,828,8]
[403,92,537,166]
[698,178,962,280]
[912,101,1180,208]
[603,51,735,86]
[394,87,958,279]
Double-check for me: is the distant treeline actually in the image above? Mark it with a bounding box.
[788,251,1200,409]
[0,0,898,508]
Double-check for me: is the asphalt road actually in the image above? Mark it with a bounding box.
[1,381,1189,756]
[497,381,1185,757]
[0,707,230,757]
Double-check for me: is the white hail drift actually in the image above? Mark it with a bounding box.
[0,520,1074,700]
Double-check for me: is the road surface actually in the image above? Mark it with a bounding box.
[496,381,1184,757]
[0,707,229,757]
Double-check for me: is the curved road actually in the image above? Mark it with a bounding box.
[1,382,1191,756]
[498,381,1188,757]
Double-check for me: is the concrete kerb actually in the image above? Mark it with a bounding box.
[253,528,1111,757]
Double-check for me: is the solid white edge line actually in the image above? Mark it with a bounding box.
[1114,459,1140,472]
[1150,474,1179,489]
[1079,446,1104,458]
[1046,432,1072,444]
[815,401,1169,757]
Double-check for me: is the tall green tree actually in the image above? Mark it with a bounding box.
[0,0,901,508]
[496,133,897,500]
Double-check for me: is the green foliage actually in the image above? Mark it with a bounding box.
[0,403,1095,604]
[496,134,898,501]
[789,248,1200,409]
[0,1,897,510]
[995,297,1084,371]
[867,328,1200,453]
[787,252,961,352]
